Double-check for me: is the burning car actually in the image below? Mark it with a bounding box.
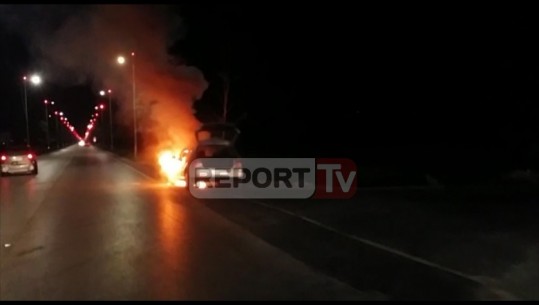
[158,148,191,187]
[159,123,242,188]
[187,138,243,189]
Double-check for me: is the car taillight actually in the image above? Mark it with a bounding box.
[0,155,6,162]
[27,154,34,159]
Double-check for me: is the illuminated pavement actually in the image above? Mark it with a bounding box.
[2,146,536,300]
[0,145,372,300]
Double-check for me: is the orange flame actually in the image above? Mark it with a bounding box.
[157,149,188,186]
[158,150,182,183]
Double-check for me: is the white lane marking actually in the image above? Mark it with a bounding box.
[248,199,509,292]
[97,148,516,298]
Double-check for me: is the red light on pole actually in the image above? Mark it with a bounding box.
[99,104,105,110]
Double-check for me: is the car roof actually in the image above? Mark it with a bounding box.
[195,123,240,143]
[196,138,232,147]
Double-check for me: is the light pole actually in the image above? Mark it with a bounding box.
[220,73,230,123]
[100,90,114,150]
[54,111,60,148]
[59,112,65,147]
[117,53,137,159]
[22,74,41,146]
[43,99,50,149]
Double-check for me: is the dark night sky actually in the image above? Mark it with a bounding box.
[176,5,539,167]
[1,5,539,171]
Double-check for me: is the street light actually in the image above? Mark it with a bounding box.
[22,74,42,146]
[99,89,114,150]
[43,99,50,149]
[54,112,60,148]
[30,75,41,85]
[117,52,137,159]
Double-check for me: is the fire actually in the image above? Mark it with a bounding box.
[158,150,185,185]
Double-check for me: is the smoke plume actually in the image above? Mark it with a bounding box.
[0,4,208,160]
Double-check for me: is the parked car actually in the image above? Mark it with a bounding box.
[175,123,243,188]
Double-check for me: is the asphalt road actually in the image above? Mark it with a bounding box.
[2,145,536,300]
[202,191,538,300]
[0,145,373,300]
